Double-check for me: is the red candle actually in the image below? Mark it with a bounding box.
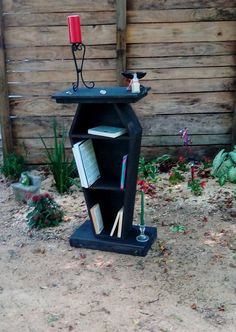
[68,15,82,44]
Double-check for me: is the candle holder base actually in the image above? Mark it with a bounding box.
[136,224,149,243]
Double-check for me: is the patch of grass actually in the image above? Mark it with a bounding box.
[40,120,77,194]
[0,152,25,181]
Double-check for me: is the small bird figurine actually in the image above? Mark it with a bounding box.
[121,71,146,91]
[121,71,146,80]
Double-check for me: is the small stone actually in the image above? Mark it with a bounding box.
[32,247,46,254]
[228,208,236,218]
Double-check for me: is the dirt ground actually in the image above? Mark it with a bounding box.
[0,169,236,332]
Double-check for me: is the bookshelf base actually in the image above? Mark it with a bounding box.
[69,220,157,256]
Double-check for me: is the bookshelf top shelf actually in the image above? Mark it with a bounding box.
[52,86,150,104]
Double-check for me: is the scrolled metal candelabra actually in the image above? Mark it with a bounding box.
[71,43,95,91]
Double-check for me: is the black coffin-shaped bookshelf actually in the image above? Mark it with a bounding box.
[52,86,157,256]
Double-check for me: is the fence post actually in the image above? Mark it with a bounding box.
[0,3,13,158]
[116,0,127,86]
[232,92,236,148]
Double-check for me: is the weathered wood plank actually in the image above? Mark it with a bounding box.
[0,2,12,156]
[128,8,236,23]
[7,67,235,84]
[9,97,76,116]
[8,81,116,97]
[116,0,127,86]
[17,134,232,151]
[142,134,231,146]
[5,22,236,48]
[10,92,234,117]
[12,117,73,138]
[232,91,236,147]
[144,77,235,94]
[139,113,232,136]
[5,9,236,26]
[15,145,73,164]
[7,70,116,84]
[8,77,235,97]
[5,8,235,27]
[7,59,117,72]
[4,25,116,47]
[127,1,236,10]
[6,42,235,61]
[134,92,235,115]
[127,42,236,57]
[3,12,116,27]
[6,45,116,61]
[11,112,233,140]
[140,145,231,161]
[3,0,115,13]
[141,67,236,80]
[127,22,236,43]
[17,138,72,153]
[128,55,236,69]
[7,56,236,73]
[15,143,231,164]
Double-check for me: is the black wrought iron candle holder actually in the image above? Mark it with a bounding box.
[71,43,95,91]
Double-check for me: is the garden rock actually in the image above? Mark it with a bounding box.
[11,172,41,202]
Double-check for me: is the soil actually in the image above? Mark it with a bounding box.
[0,169,236,332]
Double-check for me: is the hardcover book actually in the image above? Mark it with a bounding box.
[88,125,127,138]
[72,139,100,188]
[90,203,104,234]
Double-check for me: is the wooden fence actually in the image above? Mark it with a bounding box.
[0,0,236,164]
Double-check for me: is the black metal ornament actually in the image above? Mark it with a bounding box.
[71,43,95,91]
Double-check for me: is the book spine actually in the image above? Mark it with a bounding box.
[120,154,128,190]
[90,204,104,234]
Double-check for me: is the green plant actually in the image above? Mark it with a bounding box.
[40,120,76,194]
[26,193,63,229]
[0,152,25,180]
[168,169,184,185]
[212,146,236,186]
[138,156,158,181]
[176,156,189,172]
[202,156,212,169]
[188,179,206,196]
[170,225,186,233]
[156,154,173,172]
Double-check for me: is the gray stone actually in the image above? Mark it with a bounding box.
[11,172,41,202]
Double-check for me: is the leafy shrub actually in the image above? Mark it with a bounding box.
[138,156,158,181]
[212,146,236,185]
[26,193,63,229]
[0,152,25,180]
[138,154,172,181]
[168,169,185,185]
[188,179,206,196]
[176,156,189,172]
[40,120,77,194]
